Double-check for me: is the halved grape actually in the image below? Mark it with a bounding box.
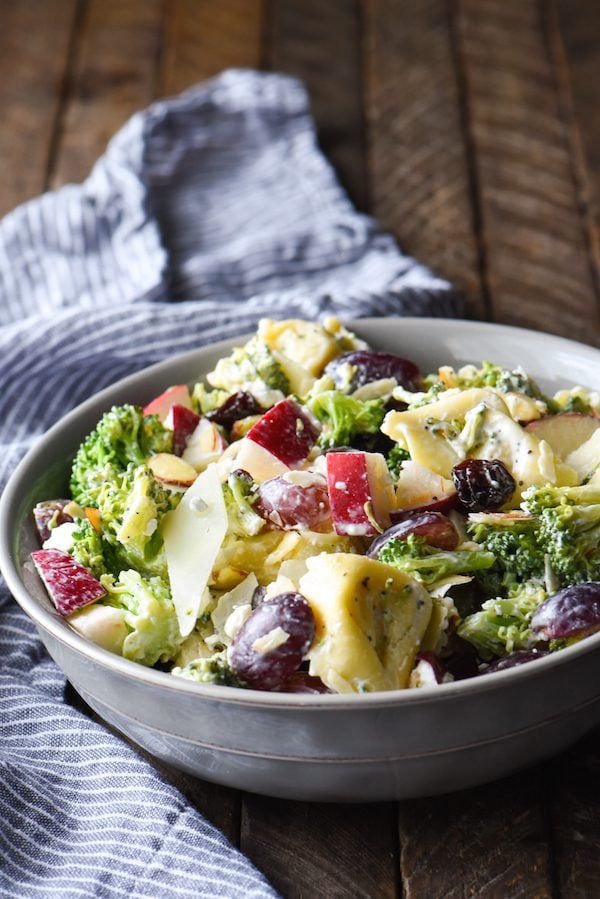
[452,458,516,512]
[255,473,331,530]
[33,500,74,544]
[530,582,600,640]
[324,351,422,392]
[480,650,549,674]
[229,592,316,690]
[367,511,459,558]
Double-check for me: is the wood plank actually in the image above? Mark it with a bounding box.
[457,0,600,345]
[265,0,368,210]
[550,0,600,329]
[160,0,264,96]
[241,796,398,899]
[550,726,600,897]
[0,0,78,214]
[50,0,164,187]
[398,768,555,898]
[363,0,484,314]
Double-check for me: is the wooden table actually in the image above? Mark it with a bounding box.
[3,2,600,896]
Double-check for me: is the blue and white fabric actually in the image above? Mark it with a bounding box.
[0,69,462,897]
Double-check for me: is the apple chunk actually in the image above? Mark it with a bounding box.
[326,451,394,536]
[394,461,457,516]
[182,417,228,470]
[143,384,192,421]
[525,413,600,460]
[166,404,201,456]
[246,399,320,467]
[31,549,106,615]
[148,453,197,487]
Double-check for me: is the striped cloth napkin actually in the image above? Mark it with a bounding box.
[0,70,462,898]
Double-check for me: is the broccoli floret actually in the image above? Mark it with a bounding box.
[94,463,181,578]
[70,404,172,507]
[521,483,600,586]
[468,515,545,588]
[100,569,183,666]
[386,444,411,481]
[454,361,544,398]
[306,391,386,449]
[171,652,248,687]
[222,470,265,537]
[206,336,289,396]
[70,518,109,578]
[457,581,547,659]
[377,533,496,586]
[192,383,230,415]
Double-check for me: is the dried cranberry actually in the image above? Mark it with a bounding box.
[206,391,263,428]
[452,459,515,512]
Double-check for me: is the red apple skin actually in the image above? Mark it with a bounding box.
[171,404,201,456]
[246,399,320,467]
[31,549,106,616]
[326,452,384,537]
[143,384,191,421]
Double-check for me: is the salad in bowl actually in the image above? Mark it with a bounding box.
[30,317,600,696]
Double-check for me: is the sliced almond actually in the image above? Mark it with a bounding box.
[148,453,198,487]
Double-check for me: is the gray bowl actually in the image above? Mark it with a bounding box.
[2,318,600,802]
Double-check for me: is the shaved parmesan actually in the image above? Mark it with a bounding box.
[163,464,227,637]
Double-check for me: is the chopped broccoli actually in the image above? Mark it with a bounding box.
[171,652,248,687]
[206,336,289,396]
[377,533,496,586]
[520,482,600,587]
[453,361,544,398]
[70,518,109,578]
[387,444,411,481]
[468,514,545,588]
[306,390,386,449]
[222,469,265,537]
[70,404,172,507]
[457,581,547,659]
[93,463,181,578]
[192,382,230,415]
[100,568,183,666]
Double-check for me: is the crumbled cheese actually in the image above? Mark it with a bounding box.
[42,522,77,553]
[251,626,290,654]
[224,603,253,640]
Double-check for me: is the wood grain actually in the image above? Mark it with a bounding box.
[160,0,264,96]
[457,0,600,345]
[241,795,398,899]
[49,0,164,187]
[550,726,600,898]
[398,768,555,898]
[550,0,600,319]
[265,0,368,210]
[0,0,78,214]
[363,0,483,314]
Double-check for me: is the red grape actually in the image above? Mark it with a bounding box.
[530,582,600,640]
[367,511,459,558]
[325,350,422,391]
[229,592,316,690]
[33,500,74,544]
[255,473,331,530]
